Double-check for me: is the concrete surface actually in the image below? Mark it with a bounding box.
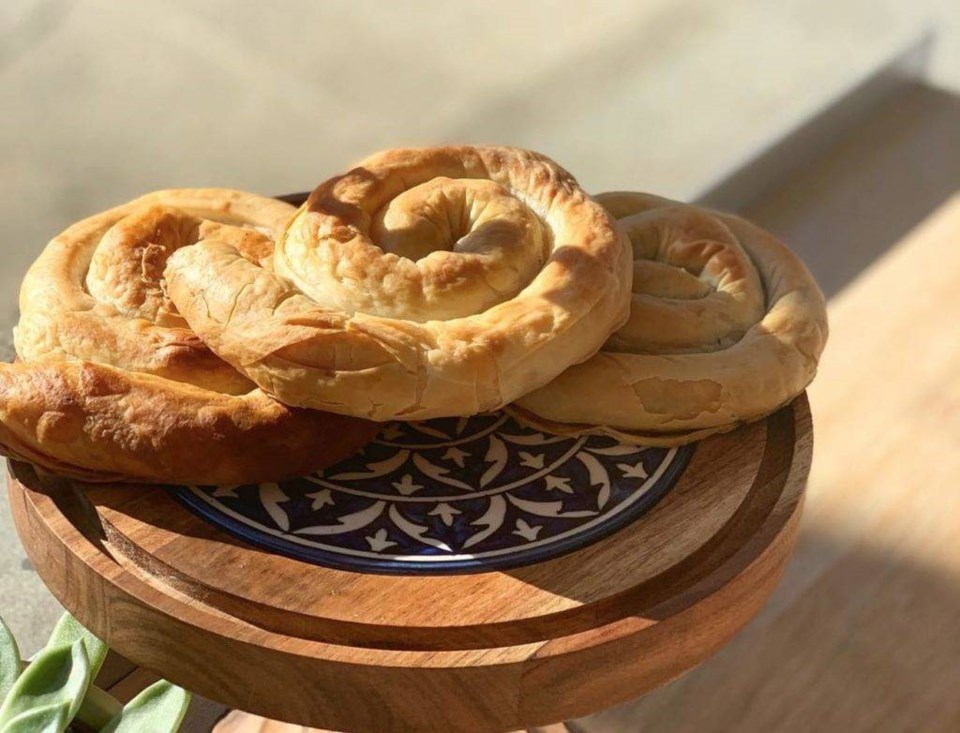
[0,0,959,728]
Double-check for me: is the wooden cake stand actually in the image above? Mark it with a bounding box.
[6,393,810,733]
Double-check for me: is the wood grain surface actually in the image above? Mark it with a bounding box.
[579,194,960,732]
[6,393,809,732]
[212,710,574,733]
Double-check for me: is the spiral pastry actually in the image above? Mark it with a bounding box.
[511,192,828,445]
[166,147,633,421]
[1,190,376,483]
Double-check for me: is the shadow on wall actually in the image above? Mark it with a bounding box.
[576,525,960,732]
[720,83,960,298]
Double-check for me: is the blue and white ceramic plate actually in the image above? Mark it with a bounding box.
[170,412,694,574]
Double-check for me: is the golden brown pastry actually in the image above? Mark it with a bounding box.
[511,192,828,445]
[2,190,377,484]
[165,146,633,421]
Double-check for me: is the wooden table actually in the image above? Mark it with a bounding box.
[579,193,960,732]
[8,395,808,732]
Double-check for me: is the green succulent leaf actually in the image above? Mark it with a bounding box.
[0,700,70,733]
[102,680,191,733]
[0,639,90,728]
[0,618,22,701]
[74,684,122,731]
[46,614,107,681]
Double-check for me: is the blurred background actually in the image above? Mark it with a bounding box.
[2,0,958,317]
[2,1,959,731]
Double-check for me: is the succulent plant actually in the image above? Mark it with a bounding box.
[0,613,190,733]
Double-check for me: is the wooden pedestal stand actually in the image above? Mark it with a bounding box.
[7,396,810,733]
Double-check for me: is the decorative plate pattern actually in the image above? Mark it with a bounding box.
[170,412,694,574]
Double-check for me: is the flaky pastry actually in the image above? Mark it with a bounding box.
[1,190,377,483]
[511,192,828,444]
[166,146,633,421]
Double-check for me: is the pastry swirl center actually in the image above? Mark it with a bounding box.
[606,205,765,354]
[277,176,549,322]
[86,205,274,329]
